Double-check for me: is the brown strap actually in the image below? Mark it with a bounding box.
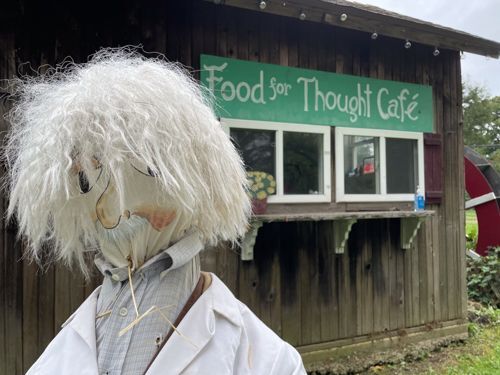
[143,275,205,374]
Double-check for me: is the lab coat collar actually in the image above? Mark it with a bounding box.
[62,273,242,374]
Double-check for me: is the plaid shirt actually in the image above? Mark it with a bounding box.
[94,232,203,375]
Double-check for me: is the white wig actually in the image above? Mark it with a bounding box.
[4,48,250,273]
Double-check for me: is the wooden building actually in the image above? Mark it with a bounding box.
[1,0,500,373]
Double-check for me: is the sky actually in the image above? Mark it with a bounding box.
[350,0,500,97]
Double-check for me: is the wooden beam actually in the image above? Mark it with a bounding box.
[299,321,468,369]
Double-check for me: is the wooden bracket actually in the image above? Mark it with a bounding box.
[241,221,263,261]
[400,217,425,250]
[333,219,357,254]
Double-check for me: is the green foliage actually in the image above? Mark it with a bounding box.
[465,210,478,250]
[467,247,500,308]
[488,148,500,173]
[463,85,500,171]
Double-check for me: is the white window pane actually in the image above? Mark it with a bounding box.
[386,138,418,194]
[230,129,276,177]
[283,132,323,195]
[344,135,380,194]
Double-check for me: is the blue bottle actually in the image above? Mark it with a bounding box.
[414,185,425,211]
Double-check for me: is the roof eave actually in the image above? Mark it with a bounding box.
[215,0,500,58]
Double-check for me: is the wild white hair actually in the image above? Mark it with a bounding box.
[4,48,250,275]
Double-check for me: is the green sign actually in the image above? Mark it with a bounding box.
[200,55,433,132]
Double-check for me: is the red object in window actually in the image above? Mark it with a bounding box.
[424,133,443,204]
[363,162,374,174]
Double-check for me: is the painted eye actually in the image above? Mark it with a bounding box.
[130,161,158,177]
[147,167,158,177]
[78,171,90,193]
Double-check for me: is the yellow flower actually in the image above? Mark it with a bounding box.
[257,182,264,188]
[268,175,274,181]
[270,181,276,187]
[255,177,262,182]
[267,187,275,194]
[257,191,267,200]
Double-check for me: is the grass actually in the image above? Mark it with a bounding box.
[365,323,500,375]
[465,209,478,237]
[428,324,500,375]
[363,306,500,375]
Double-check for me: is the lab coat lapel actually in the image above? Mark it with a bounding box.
[64,287,100,366]
[145,282,215,374]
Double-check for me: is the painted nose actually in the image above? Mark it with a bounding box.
[96,179,127,229]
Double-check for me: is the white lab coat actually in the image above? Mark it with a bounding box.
[27,273,306,374]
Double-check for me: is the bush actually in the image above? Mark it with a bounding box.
[467,247,500,308]
[465,225,478,250]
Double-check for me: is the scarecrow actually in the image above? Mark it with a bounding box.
[5,49,305,374]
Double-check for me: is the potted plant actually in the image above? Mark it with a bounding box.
[246,171,276,214]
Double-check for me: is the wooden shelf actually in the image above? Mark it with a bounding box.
[240,210,435,261]
[253,210,435,223]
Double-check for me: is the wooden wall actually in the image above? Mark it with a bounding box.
[0,0,466,373]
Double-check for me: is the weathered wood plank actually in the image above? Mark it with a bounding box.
[415,44,431,326]
[388,220,399,331]
[281,222,302,346]
[37,267,55,354]
[318,221,338,341]
[4,228,23,375]
[299,224,313,345]
[454,51,467,320]
[372,219,389,333]
[22,259,39,373]
[360,221,374,335]
[54,265,72,330]
[442,50,457,322]
[352,221,364,337]
[430,50,447,323]
[393,220,405,329]
[269,225,282,336]
[0,193,6,375]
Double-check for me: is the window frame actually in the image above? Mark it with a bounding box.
[335,127,424,202]
[222,118,331,204]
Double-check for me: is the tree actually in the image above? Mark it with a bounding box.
[463,84,500,171]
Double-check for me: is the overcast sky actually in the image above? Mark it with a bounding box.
[350,0,500,97]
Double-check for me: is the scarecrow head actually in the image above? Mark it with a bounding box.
[4,49,250,275]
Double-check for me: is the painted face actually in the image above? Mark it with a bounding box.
[73,158,186,267]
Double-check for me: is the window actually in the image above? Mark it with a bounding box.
[335,127,424,202]
[223,119,331,203]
